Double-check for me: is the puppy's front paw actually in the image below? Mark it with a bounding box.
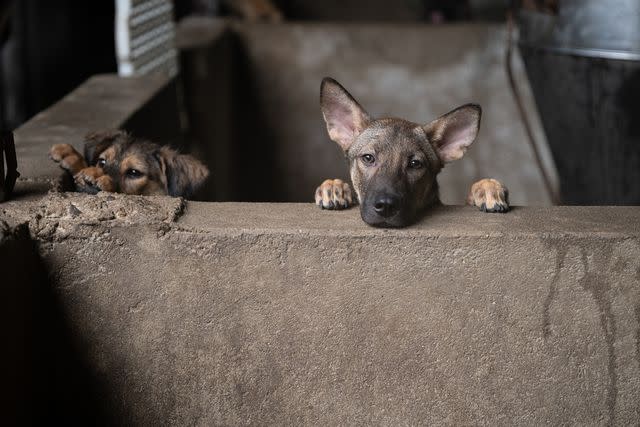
[49,144,87,175]
[74,167,114,194]
[315,179,354,210]
[467,178,509,213]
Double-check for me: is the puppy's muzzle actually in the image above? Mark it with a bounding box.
[361,191,412,227]
[373,194,400,218]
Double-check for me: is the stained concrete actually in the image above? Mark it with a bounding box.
[2,194,639,424]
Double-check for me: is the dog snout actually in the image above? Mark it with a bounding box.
[373,194,400,218]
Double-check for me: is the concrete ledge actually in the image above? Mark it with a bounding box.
[179,202,639,238]
[3,195,639,424]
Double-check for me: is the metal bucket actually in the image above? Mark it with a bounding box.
[518,0,640,204]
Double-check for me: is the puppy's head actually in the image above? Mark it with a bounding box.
[320,77,481,227]
[83,130,209,197]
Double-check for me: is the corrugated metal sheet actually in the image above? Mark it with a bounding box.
[116,0,178,77]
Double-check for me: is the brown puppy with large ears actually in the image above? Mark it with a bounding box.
[315,77,509,227]
[50,130,209,198]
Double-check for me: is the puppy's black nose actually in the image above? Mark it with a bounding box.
[373,195,399,218]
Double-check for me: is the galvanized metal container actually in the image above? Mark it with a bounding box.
[519,0,640,204]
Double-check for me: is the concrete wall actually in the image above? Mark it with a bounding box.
[179,19,556,204]
[2,195,639,424]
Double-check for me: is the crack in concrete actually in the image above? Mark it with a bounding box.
[578,249,617,426]
[542,240,567,341]
[636,305,640,378]
[541,238,623,424]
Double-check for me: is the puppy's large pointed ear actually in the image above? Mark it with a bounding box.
[320,77,371,151]
[83,129,127,164]
[159,147,209,198]
[423,104,481,163]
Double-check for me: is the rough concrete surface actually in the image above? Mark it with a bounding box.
[3,195,639,425]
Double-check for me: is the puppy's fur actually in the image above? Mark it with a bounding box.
[315,77,509,227]
[50,130,209,198]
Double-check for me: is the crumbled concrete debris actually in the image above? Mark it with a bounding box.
[1,191,185,241]
[36,192,184,224]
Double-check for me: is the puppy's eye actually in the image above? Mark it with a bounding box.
[126,168,144,178]
[361,154,375,165]
[97,158,106,167]
[408,159,424,169]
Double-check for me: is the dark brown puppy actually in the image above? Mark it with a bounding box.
[315,77,509,227]
[50,130,209,198]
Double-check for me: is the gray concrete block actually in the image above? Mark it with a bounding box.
[3,194,638,424]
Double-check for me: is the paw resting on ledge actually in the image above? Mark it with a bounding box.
[466,178,510,213]
[315,179,354,210]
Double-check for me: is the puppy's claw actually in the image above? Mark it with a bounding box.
[315,179,354,210]
[468,178,509,214]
